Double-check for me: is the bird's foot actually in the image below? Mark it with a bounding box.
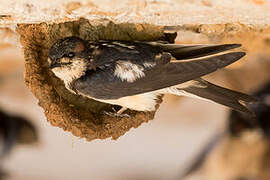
[103,111,130,118]
[103,107,130,118]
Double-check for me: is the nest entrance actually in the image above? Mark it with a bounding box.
[16,18,175,141]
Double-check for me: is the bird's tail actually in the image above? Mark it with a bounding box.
[177,79,257,115]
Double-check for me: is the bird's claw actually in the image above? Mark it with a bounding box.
[103,111,131,118]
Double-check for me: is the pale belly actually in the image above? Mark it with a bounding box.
[95,92,160,111]
[75,80,202,112]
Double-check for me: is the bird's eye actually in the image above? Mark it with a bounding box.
[67,52,75,58]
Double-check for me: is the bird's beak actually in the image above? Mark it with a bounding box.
[48,58,61,69]
[49,62,61,69]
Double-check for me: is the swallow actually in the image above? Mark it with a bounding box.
[229,82,270,137]
[0,109,38,180]
[0,110,38,157]
[48,36,255,117]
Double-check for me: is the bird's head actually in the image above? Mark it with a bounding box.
[48,36,90,83]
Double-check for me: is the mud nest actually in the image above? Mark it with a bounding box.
[16,18,176,141]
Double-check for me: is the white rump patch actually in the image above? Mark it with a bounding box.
[114,60,145,82]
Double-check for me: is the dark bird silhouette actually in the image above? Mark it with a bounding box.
[0,109,38,179]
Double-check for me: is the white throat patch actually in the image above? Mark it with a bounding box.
[51,58,87,85]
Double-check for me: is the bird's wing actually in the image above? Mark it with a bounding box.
[90,41,242,66]
[145,42,241,60]
[73,52,245,99]
[89,40,162,68]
